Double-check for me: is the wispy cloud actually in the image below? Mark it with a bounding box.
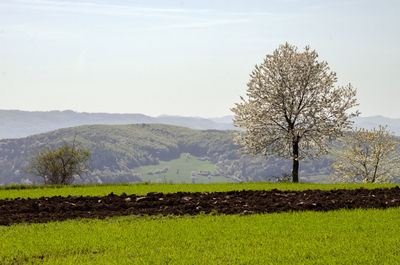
[4,0,202,18]
[1,0,252,32]
[132,18,250,32]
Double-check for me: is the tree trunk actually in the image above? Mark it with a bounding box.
[292,140,299,183]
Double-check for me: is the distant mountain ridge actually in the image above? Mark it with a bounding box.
[351,116,400,134]
[0,110,235,139]
[0,110,399,139]
[213,115,400,135]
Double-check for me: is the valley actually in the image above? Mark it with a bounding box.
[0,123,335,185]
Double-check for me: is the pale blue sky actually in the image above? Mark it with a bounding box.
[1,0,399,117]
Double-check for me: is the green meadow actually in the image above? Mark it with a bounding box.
[135,153,231,184]
[0,182,397,199]
[1,183,399,264]
[1,208,399,264]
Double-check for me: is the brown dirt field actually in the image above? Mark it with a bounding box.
[1,186,400,226]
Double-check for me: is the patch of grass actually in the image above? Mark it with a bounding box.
[0,208,399,264]
[0,182,398,199]
[135,153,231,184]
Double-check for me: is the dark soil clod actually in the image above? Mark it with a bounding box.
[1,187,400,226]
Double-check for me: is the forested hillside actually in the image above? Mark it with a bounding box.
[0,124,338,185]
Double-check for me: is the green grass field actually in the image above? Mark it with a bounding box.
[1,208,399,264]
[0,182,398,199]
[135,153,231,184]
[1,183,400,264]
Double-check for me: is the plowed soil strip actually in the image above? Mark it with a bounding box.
[1,187,400,226]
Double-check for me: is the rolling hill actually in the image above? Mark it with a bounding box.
[0,110,235,139]
[0,124,334,185]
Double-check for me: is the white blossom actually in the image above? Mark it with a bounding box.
[331,125,400,183]
[231,43,359,182]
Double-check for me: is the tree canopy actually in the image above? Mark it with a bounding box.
[232,43,359,182]
[331,125,400,183]
[27,140,91,185]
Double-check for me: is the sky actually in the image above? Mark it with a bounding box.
[0,0,399,118]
